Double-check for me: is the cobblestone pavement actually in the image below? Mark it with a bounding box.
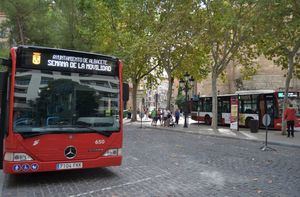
[1,125,300,197]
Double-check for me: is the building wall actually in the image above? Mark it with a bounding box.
[197,57,300,96]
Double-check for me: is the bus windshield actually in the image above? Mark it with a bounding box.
[13,68,120,135]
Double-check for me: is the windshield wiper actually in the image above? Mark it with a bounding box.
[18,125,112,138]
[19,130,71,138]
[73,125,112,137]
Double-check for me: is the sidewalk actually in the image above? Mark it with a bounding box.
[123,117,300,148]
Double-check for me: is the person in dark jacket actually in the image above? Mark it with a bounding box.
[284,104,296,138]
[175,109,180,125]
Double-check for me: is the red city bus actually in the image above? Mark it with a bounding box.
[190,90,300,130]
[0,46,128,174]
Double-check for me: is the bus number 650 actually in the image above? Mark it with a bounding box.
[95,139,105,145]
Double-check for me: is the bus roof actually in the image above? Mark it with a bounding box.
[17,45,118,61]
[235,90,275,95]
[198,93,235,98]
[199,90,275,98]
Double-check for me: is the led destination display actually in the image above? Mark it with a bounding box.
[16,46,119,76]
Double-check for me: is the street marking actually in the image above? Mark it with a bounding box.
[69,173,169,197]
[130,156,139,161]
[239,131,258,140]
[218,128,237,136]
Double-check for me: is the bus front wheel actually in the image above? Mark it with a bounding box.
[245,117,253,128]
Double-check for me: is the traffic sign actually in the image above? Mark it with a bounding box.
[262,114,271,127]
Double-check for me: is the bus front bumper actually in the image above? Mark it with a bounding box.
[3,156,122,174]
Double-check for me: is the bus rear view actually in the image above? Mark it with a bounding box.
[0,46,124,174]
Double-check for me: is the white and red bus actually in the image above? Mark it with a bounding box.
[0,46,127,174]
[190,90,300,130]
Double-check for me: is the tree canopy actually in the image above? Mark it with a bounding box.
[0,0,299,126]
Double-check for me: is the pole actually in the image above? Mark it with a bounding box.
[155,93,158,114]
[265,124,268,147]
[140,98,144,128]
[237,94,239,131]
[155,93,158,126]
[184,83,188,128]
[261,114,276,151]
[140,110,143,128]
[198,97,200,127]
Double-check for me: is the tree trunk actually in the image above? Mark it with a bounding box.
[16,16,25,44]
[281,54,295,134]
[167,75,174,111]
[211,71,218,132]
[131,81,138,122]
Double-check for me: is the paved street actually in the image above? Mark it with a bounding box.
[1,124,300,197]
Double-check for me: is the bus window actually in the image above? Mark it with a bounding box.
[192,101,198,111]
[239,95,258,114]
[222,100,230,113]
[13,73,120,133]
[289,97,300,116]
[203,97,212,112]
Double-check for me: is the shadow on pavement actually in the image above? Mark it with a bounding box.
[4,167,118,187]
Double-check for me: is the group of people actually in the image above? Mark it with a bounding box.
[126,102,296,138]
[150,108,181,127]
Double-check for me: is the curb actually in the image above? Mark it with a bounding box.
[0,170,4,194]
[143,125,300,149]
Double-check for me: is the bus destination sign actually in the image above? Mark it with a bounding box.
[16,46,118,76]
[278,92,298,98]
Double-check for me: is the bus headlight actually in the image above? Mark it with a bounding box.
[4,153,33,161]
[103,148,122,156]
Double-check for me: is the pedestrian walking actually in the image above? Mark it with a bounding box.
[157,109,162,125]
[284,104,296,138]
[151,109,157,126]
[127,107,132,119]
[163,109,168,127]
[175,109,180,125]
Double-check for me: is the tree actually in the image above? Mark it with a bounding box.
[0,0,88,49]
[0,0,57,45]
[255,0,300,134]
[195,0,258,131]
[95,0,162,121]
[152,0,196,110]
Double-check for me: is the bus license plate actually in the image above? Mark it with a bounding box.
[56,162,83,170]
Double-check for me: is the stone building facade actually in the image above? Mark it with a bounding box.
[196,56,300,96]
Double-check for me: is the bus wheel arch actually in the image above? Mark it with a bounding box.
[204,115,211,125]
[245,117,253,128]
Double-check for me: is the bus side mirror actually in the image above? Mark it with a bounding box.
[123,83,129,102]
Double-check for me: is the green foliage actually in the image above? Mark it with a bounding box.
[199,0,258,74]
[0,48,9,58]
[0,0,89,49]
[175,94,185,110]
[240,64,259,80]
[0,48,9,71]
[255,0,300,76]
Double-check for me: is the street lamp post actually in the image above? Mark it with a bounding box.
[179,73,194,128]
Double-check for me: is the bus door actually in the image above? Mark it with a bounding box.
[217,98,222,124]
[265,94,275,128]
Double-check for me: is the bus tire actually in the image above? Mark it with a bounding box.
[245,117,253,128]
[204,115,211,125]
